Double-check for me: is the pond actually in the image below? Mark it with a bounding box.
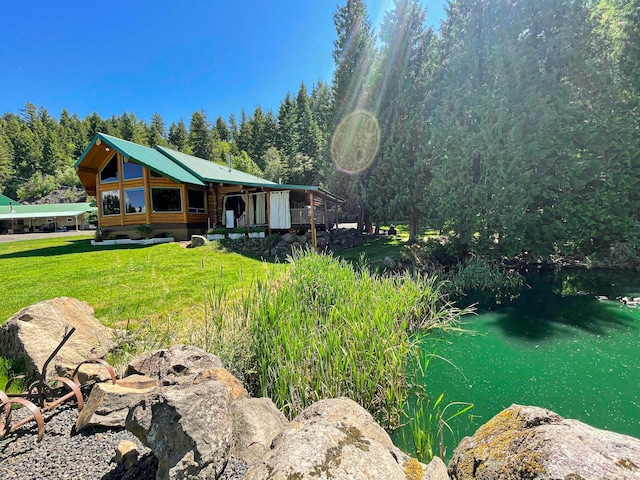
[393,268,640,461]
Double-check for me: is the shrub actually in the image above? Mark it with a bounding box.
[135,224,153,239]
[207,227,228,235]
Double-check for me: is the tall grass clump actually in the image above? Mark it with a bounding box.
[0,357,26,394]
[243,249,465,428]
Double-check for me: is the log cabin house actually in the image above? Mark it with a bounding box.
[75,133,343,242]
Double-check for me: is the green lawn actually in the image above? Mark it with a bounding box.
[0,235,286,326]
[336,224,439,267]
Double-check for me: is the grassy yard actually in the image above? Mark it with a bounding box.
[0,235,286,326]
[337,224,439,267]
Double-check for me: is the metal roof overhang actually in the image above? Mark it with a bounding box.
[0,209,92,220]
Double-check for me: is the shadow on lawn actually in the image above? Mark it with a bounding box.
[0,239,154,259]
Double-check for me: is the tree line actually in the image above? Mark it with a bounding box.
[1,0,638,260]
[0,78,332,202]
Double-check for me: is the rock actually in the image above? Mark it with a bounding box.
[281,233,298,243]
[0,297,114,381]
[424,456,450,480]
[244,397,426,480]
[383,256,396,267]
[76,382,158,431]
[125,344,223,386]
[193,367,248,401]
[126,380,232,480]
[111,440,139,471]
[448,404,640,480]
[296,235,307,244]
[116,374,159,390]
[230,397,289,466]
[190,235,208,247]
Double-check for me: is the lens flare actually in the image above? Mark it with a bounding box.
[331,110,380,174]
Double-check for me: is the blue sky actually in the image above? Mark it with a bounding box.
[1,1,446,126]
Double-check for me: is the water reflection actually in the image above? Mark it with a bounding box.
[477,268,639,341]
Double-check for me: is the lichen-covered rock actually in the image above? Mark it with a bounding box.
[125,344,223,386]
[0,297,114,380]
[244,397,430,480]
[448,404,640,480]
[126,380,232,480]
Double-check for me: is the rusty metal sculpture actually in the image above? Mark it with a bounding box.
[0,326,117,441]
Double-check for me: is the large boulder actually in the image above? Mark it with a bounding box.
[126,344,223,386]
[244,397,440,480]
[229,397,289,466]
[448,404,640,480]
[0,297,114,380]
[126,380,232,480]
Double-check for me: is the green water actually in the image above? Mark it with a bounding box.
[395,268,640,460]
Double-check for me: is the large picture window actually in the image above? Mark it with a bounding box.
[152,188,182,213]
[187,190,206,214]
[100,154,119,183]
[124,188,146,214]
[122,160,143,180]
[101,190,121,216]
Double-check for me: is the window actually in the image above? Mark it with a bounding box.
[100,154,119,183]
[149,169,163,178]
[122,160,143,180]
[188,190,206,214]
[124,188,146,214]
[152,188,182,212]
[101,190,121,216]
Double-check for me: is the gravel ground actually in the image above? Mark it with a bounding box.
[0,403,249,479]
[0,231,92,243]
[0,404,156,480]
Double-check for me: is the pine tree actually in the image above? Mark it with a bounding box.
[168,120,188,151]
[148,112,167,147]
[188,110,213,160]
[215,116,230,142]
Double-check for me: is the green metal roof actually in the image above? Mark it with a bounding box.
[0,202,95,220]
[156,146,279,187]
[76,133,205,187]
[0,194,18,206]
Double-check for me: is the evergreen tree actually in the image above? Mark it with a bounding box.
[367,0,436,239]
[295,82,323,180]
[188,110,213,160]
[148,112,167,147]
[119,112,147,145]
[330,0,377,232]
[168,120,188,151]
[0,130,15,194]
[228,113,238,141]
[215,116,230,142]
[276,94,299,158]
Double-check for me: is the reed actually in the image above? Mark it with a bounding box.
[236,249,465,427]
[0,357,25,394]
